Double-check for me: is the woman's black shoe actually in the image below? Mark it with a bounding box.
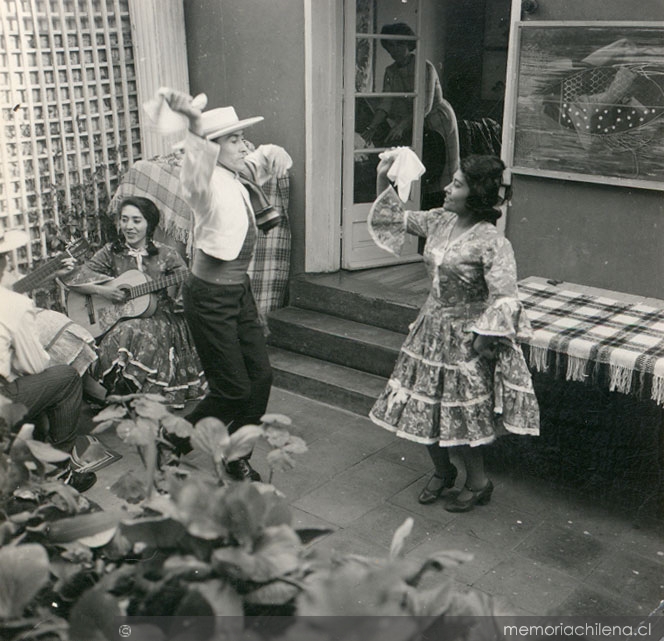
[444,480,494,513]
[418,466,458,504]
[224,459,261,482]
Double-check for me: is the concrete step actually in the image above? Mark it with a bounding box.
[268,347,386,415]
[268,306,403,377]
[290,275,420,334]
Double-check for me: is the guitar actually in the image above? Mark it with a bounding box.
[12,238,90,294]
[66,268,188,338]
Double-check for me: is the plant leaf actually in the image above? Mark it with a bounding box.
[0,544,50,618]
[283,435,308,454]
[244,580,300,605]
[175,481,229,540]
[160,414,193,438]
[120,516,187,549]
[264,426,290,447]
[68,588,121,641]
[23,439,71,463]
[224,424,263,462]
[261,413,292,426]
[220,482,266,544]
[266,449,295,472]
[0,399,27,427]
[132,397,170,420]
[14,423,35,441]
[252,525,302,578]
[262,493,292,528]
[47,511,123,543]
[120,417,159,447]
[78,526,118,548]
[163,555,211,579]
[115,419,138,441]
[405,581,454,616]
[191,417,229,459]
[389,517,414,560]
[90,419,117,434]
[110,471,147,504]
[214,523,303,583]
[93,404,127,423]
[193,579,244,616]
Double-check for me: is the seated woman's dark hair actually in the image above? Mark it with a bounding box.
[459,155,511,225]
[380,22,417,52]
[112,196,160,255]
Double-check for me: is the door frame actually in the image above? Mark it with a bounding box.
[341,0,424,270]
[303,0,522,271]
[304,0,343,272]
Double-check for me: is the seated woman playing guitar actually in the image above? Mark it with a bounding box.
[64,196,205,407]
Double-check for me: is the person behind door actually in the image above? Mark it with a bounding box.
[362,22,460,208]
[163,89,292,482]
[63,196,205,408]
[367,154,539,512]
[0,229,96,492]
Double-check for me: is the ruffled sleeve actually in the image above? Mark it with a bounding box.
[367,185,441,256]
[470,236,532,341]
[64,244,116,287]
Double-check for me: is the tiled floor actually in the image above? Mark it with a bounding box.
[85,388,664,617]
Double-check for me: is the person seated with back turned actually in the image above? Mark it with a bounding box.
[0,229,96,492]
[162,88,292,482]
[63,196,206,408]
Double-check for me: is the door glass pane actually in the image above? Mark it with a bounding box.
[353,0,421,204]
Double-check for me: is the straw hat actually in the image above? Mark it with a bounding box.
[200,107,264,140]
[0,229,29,253]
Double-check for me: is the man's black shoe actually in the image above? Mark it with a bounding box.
[62,469,97,493]
[224,459,261,482]
[163,431,192,457]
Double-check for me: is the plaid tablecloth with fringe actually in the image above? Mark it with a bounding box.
[110,154,291,322]
[518,279,664,405]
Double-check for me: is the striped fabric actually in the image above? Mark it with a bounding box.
[109,154,291,323]
[518,280,664,405]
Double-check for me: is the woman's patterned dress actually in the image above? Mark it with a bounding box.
[67,242,205,407]
[368,186,539,446]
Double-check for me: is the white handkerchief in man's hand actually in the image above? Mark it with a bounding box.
[379,146,426,202]
[143,89,207,135]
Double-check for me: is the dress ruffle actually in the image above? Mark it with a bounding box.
[369,294,539,446]
[93,307,206,408]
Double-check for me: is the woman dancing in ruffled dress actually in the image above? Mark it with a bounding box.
[368,154,539,512]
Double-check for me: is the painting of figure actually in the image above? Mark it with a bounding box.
[510,24,664,189]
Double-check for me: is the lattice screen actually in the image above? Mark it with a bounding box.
[0,0,141,266]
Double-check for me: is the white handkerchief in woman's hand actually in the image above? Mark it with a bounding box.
[379,147,426,202]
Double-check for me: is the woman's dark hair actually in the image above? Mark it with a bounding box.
[459,155,511,225]
[380,23,417,53]
[112,196,160,255]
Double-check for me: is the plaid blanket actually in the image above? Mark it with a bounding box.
[110,154,291,322]
[518,280,664,405]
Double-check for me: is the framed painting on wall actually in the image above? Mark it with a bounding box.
[505,22,664,190]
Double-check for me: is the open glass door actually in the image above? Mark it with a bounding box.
[341,0,425,270]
